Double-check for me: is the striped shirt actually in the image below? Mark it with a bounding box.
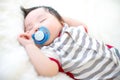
[41,23,120,80]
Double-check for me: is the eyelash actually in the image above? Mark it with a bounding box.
[40,18,46,23]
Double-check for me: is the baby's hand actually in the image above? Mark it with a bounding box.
[17,32,35,47]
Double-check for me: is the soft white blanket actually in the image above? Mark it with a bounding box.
[0,0,120,80]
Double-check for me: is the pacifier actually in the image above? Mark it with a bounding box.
[32,26,50,45]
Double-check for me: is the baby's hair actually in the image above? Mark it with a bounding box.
[21,6,64,23]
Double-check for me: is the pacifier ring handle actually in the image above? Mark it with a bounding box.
[34,31,44,41]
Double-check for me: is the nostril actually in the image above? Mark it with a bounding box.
[35,29,38,32]
[35,28,39,32]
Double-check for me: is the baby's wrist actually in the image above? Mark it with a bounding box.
[24,43,35,49]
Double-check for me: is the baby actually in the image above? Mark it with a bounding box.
[18,6,120,80]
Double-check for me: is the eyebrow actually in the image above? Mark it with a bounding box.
[37,14,46,20]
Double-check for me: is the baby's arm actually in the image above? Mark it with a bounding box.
[17,33,59,76]
[25,44,59,76]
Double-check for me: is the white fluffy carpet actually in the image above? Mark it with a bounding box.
[0,0,120,80]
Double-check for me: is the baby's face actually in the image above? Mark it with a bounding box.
[24,8,63,45]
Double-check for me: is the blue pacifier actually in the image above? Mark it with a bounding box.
[32,26,50,45]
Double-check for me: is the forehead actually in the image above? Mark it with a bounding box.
[24,8,48,25]
[26,8,47,18]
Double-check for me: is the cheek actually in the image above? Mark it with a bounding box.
[50,27,61,40]
[43,19,62,36]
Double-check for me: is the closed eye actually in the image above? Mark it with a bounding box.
[40,18,46,23]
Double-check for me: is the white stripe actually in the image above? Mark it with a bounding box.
[93,60,115,79]
[63,46,93,69]
[104,45,111,58]
[62,46,91,71]
[110,48,120,65]
[55,33,72,56]
[106,66,120,79]
[90,37,99,51]
[62,58,77,70]
[78,25,86,32]
[97,42,104,55]
[72,53,102,74]
[75,28,85,45]
[62,27,90,70]
[70,27,79,41]
[77,49,95,67]
[76,56,109,79]
[62,46,87,70]
[42,49,60,62]
[82,34,91,49]
[65,44,79,59]
[76,44,110,79]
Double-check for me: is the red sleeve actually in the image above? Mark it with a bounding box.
[49,57,76,79]
[106,44,113,49]
[84,27,88,33]
[49,58,64,72]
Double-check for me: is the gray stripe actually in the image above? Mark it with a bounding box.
[71,29,84,59]
[63,33,101,71]
[102,43,106,56]
[74,54,103,77]
[105,46,120,66]
[100,63,117,79]
[62,40,74,58]
[72,36,92,59]
[72,46,82,59]
[49,37,61,49]
[97,48,119,79]
[74,38,101,76]
[61,30,74,57]
[115,48,120,60]
[107,46,116,64]
[74,42,105,78]
[95,39,100,52]
[62,33,87,68]
[49,42,55,48]
[75,28,80,42]
[112,71,120,79]
[80,33,87,47]
[63,38,95,72]
[56,34,71,52]
[82,58,112,80]
[87,37,93,49]
[63,48,90,71]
